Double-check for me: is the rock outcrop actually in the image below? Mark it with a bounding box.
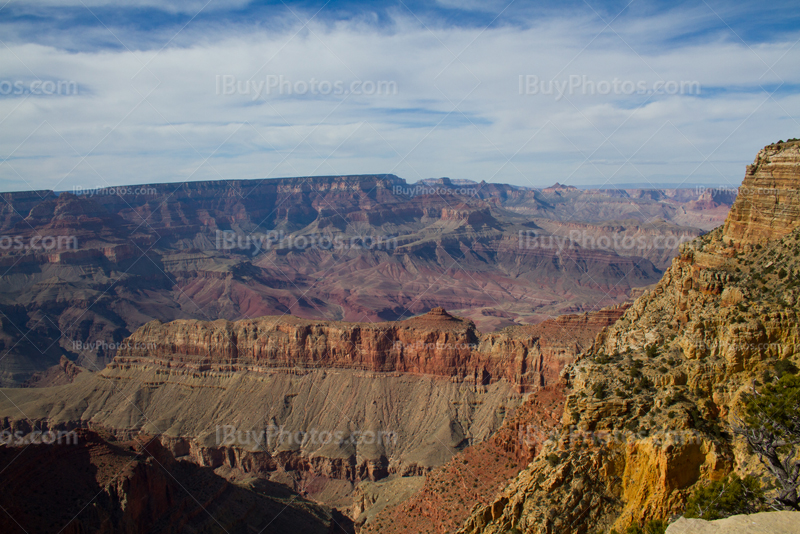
[110,306,627,393]
[723,140,800,247]
[0,305,623,526]
[665,511,800,534]
[361,385,566,534]
[458,141,800,533]
[0,174,732,386]
[0,429,349,534]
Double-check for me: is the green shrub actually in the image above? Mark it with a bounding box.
[596,353,613,364]
[773,358,798,378]
[592,382,608,399]
[684,474,765,520]
[609,519,668,534]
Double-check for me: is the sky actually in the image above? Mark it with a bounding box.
[0,0,798,192]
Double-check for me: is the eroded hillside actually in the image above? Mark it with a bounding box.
[459,141,800,533]
[0,305,624,529]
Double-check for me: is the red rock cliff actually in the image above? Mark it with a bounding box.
[111,306,627,391]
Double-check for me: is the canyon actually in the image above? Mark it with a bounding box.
[0,304,625,530]
[0,176,730,387]
[6,149,786,533]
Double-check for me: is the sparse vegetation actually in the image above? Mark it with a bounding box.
[609,519,667,534]
[684,474,766,519]
[596,353,614,364]
[773,359,798,379]
[732,372,800,510]
[592,382,608,400]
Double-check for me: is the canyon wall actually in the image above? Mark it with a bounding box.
[459,141,800,533]
[110,306,627,393]
[0,305,623,522]
[0,429,348,534]
[723,141,800,247]
[0,174,728,386]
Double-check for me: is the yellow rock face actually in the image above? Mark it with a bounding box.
[457,141,800,534]
[613,436,730,531]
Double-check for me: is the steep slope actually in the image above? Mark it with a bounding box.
[723,142,800,246]
[0,429,350,534]
[0,306,624,527]
[459,140,800,533]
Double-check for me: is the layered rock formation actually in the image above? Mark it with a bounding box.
[361,386,566,534]
[0,305,623,529]
[110,306,627,393]
[0,174,729,386]
[723,140,800,247]
[458,141,800,533]
[0,429,349,534]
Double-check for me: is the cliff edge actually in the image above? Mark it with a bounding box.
[458,140,800,534]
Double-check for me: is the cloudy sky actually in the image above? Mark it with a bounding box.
[0,0,798,192]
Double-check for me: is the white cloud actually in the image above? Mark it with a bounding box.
[1,0,250,13]
[0,9,798,193]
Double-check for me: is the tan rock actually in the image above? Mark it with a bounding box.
[723,141,800,247]
[665,511,800,533]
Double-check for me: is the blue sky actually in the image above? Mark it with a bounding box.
[0,0,798,192]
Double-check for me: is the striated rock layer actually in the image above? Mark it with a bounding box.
[1,173,732,386]
[360,385,566,534]
[0,305,623,523]
[110,306,627,393]
[0,429,349,534]
[723,140,800,247]
[459,141,800,534]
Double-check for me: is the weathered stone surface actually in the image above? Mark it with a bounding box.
[0,305,622,525]
[723,141,800,247]
[0,430,346,534]
[457,142,800,534]
[111,306,627,393]
[665,511,800,533]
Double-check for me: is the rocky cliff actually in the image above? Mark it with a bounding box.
[0,305,623,526]
[458,141,800,533]
[110,306,626,393]
[0,173,730,387]
[0,429,349,534]
[723,141,800,247]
